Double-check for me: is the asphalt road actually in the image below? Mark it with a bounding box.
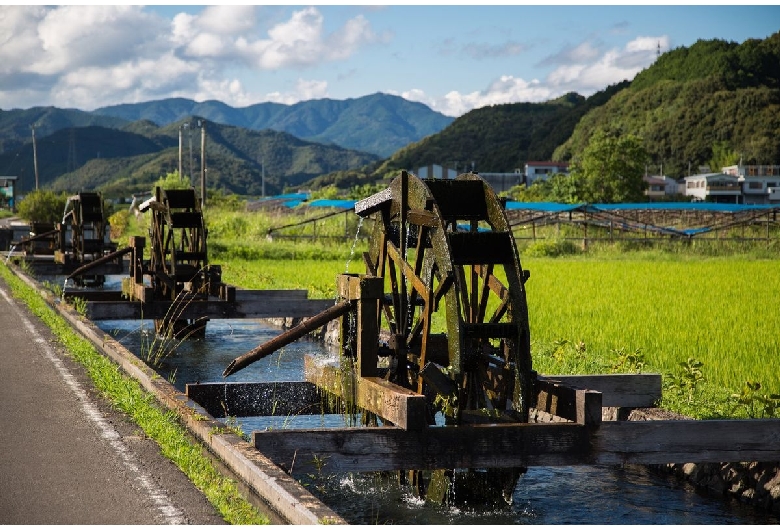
[0,274,227,525]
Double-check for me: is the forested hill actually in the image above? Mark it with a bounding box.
[370,84,628,178]
[92,93,453,158]
[0,119,380,197]
[553,31,780,176]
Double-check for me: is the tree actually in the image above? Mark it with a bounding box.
[17,189,69,224]
[570,130,649,203]
[709,141,740,172]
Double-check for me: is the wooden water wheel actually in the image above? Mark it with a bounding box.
[63,192,111,287]
[354,170,533,504]
[147,187,210,337]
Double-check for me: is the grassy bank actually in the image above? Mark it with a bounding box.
[0,262,270,525]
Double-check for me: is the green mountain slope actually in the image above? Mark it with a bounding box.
[0,106,127,154]
[93,93,454,157]
[554,32,780,176]
[372,84,628,178]
[0,119,380,197]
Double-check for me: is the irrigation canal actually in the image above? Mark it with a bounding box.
[55,275,779,525]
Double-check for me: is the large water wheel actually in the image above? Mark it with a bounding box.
[354,171,533,504]
[60,192,113,287]
[147,187,211,337]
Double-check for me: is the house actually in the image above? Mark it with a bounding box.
[525,161,570,186]
[415,164,522,192]
[416,164,459,180]
[643,175,680,199]
[722,164,780,205]
[683,173,741,203]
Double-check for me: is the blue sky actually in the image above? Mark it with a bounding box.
[1,5,779,116]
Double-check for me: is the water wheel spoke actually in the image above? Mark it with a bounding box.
[476,263,495,323]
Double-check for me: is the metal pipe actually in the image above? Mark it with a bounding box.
[222,299,354,377]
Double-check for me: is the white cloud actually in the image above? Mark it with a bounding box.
[402,34,667,117]
[402,76,554,117]
[546,35,668,93]
[235,8,386,70]
[0,6,381,110]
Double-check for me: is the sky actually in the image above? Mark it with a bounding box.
[1,4,779,117]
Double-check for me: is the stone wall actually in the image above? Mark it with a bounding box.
[616,407,780,515]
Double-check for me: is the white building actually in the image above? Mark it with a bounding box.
[683,173,741,203]
[722,164,780,204]
[415,164,522,192]
[416,164,459,180]
[524,161,570,186]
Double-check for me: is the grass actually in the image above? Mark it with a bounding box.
[0,262,270,525]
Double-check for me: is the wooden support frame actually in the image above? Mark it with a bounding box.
[533,378,602,425]
[337,274,382,378]
[252,418,780,475]
[187,375,780,477]
[304,355,427,430]
[84,297,336,321]
[537,373,662,408]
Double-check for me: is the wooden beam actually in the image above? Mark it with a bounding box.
[186,381,339,418]
[85,297,335,320]
[252,423,591,474]
[538,373,662,408]
[304,355,427,430]
[593,419,780,464]
[534,378,602,425]
[251,417,780,474]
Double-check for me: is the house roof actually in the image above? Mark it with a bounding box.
[683,173,739,181]
[525,161,569,167]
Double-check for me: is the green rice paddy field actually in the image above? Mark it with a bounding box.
[216,252,780,415]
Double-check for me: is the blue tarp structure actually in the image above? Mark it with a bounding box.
[261,193,779,240]
[505,202,585,213]
[306,199,356,210]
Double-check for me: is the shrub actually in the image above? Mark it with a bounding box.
[17,190,69,224]
[522,238,581,257]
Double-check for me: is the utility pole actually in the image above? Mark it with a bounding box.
[187,122,193,186]
[262,157,265,197]
[31,125,39,190]
[200,120,206,209]
[178,125,183,181]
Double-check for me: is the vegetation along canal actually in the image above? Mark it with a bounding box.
[81,275,777,525]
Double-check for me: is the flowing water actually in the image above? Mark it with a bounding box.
[81,285,778,525]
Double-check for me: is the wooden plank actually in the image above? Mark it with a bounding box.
[251,417,780,474]
[304,355,427,430]
[185,381,338,418]
[64,290,126,302]
[233,289,309,301]
[534,378,602,425]
[85,298,335,320]
[593,419,780,464]
[252,423,591,474]
[538,373,662,408]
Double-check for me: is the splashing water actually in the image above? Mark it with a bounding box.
[61,277,70,302]
[344,217,364,274]
[4,244,17,263]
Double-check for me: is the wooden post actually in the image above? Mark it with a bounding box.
[338,274,382,378]
[129,236,145,284]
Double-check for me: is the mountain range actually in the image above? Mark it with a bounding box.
[0,31,778,198]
